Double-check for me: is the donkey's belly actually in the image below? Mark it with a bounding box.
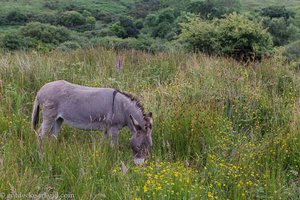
[63,119,108,131]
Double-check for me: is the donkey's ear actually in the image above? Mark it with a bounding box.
[130,114,142,131]
[147,112,153,124]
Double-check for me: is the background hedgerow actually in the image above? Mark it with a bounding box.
[0,47,299,199]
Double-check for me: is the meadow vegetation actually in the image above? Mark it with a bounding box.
[0,0,299,199]
[0,47,299,199]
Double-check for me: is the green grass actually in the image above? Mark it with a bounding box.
[0,48,299,199]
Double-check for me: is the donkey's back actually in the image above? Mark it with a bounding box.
[34,80,121,131]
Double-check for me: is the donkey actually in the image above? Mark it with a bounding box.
[31,80,153,164]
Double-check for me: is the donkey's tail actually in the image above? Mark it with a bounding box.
[32,97,40,130]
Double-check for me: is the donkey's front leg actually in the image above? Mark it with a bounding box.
[108,127,119,147]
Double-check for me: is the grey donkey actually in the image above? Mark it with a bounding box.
[31,80,153,164]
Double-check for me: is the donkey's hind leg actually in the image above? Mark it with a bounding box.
[37,119,55,160]
[50,117,63,138]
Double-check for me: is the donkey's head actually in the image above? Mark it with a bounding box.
[130,112,153,165]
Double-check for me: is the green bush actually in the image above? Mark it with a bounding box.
[179,13,273,60]
[2,10,28,25]
[1,31,26,50]
[263,17,298,46]
[58,11,86,28]
[109,16,139,38]
[20,22,71,45]
[143,8,180,40]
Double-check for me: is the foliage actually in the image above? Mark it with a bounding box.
[258,6,299,46]
[179,13,273,60]
[129,0,161,18]
[20,22,71,45]
[263,17,299,46]
[57,11,87,28]
[143,8,180,40]
[27,12,58,24]
[1,10,28,25]
[187,0,241,20]
[260,6,295,20]
[0,31,27,50]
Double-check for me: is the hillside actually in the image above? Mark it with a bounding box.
[240,0,300,27]
[0,0,299,59]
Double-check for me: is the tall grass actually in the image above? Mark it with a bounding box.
[0,48,299,199]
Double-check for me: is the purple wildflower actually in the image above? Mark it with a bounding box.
[117,56,122,74]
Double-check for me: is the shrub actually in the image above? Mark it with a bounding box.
[58,11,86,28]
[217,13,273,60]
[2,10,28,25]
[179,13,273,60]
[144,8,180,40]
[1,31,25,50]
[20,22,71,44]
[109,16,139,38]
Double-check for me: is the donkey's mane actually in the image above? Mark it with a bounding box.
[116,90,145,116]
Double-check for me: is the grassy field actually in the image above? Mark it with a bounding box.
[0,48,299,199]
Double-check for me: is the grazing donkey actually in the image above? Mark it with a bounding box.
[32,80,153,164]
